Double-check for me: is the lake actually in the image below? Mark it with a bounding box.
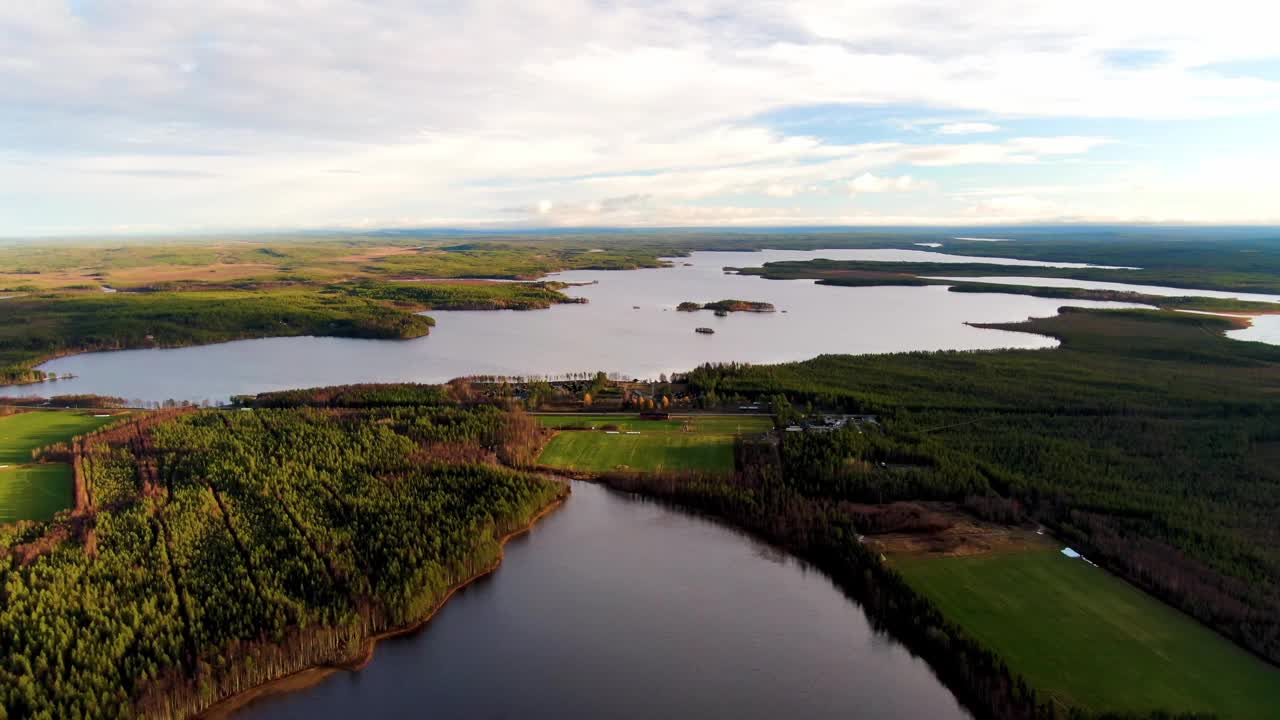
[233,480,970,720]
[926,275,1280,303]
[0,249,1150,404]
[1229,314,1280,345]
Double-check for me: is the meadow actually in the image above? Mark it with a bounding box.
[686,308,1280,714]
[0,410,121,521]
[892,548,1280,718]
[536,414,772,473]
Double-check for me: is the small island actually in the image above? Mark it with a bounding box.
[694,327,715,334]
[676,299,776,313]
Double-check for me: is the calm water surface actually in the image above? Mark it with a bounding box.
[1227,315,1280,345]
[0,250,1149,404]
[927,275,1280,303]
[235,481,970,720]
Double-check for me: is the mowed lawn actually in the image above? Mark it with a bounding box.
[0,411,123,522]
[536,414,773,473]
[893,548,1280,718]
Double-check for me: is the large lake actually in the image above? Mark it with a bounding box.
[234,480,970,720]
[0,249,1152,404]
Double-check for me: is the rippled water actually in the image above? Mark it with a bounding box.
[233,481,971,720]
[0,250,1150,404]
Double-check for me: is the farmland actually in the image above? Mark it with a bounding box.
[536,414,773,473]
[0,410,122,521]
[891,547,1280,718]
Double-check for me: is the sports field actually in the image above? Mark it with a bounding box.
[893,547,1280,718]
[536,414,772,473]
[0,411,123,522]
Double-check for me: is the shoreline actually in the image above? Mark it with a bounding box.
[195,488,569,719]
[0,329,435,394]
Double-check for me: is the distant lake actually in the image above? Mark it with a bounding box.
[0,250,1152,404]
[232,480,971,720]
[1227,315,1280,345]
[927,275,1280,303]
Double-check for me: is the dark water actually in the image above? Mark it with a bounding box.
[236,481,969,719]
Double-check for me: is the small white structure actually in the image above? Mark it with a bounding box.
[1061,547,1082,558]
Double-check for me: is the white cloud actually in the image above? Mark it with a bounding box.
[1,1,1278,233]
[964,195,1059,217]
[848,172,930,194]
[938,122,1001,135]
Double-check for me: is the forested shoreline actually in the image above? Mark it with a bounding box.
[0,280,589,385]
[8,230,1280,386]
[731,252,1280,295]
[3,304,1279,718]
[685,309,1280,672]
[0,401,565,718]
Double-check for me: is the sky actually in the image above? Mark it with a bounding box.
[3,1,1280,236]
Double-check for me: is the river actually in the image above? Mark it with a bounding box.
[0,249,1151,404]
[234,480,970,720]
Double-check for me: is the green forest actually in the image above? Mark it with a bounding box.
[0,403,564,718]
[6,228,1280,384]
[676,299,777,313]
[0,280,590,384]
[733,256,1280,295]
[684,309,1280,679]
[5,230,1280,718]
[4,305,1280,718]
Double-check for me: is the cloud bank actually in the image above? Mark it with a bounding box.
[1,1,1278,234]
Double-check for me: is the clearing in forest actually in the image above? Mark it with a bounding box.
[536,414,773,473]
[0,410,123,522]
[891,547,1280,719]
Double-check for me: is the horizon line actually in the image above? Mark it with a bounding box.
[5,221,1280,243]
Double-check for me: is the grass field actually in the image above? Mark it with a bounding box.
[536,414,773,473]
[0,411,123,522]
[893,547,1280,718]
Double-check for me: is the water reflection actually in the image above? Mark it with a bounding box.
[234,481,971,720]
[0,250,1150,404]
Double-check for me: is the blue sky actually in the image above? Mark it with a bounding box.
[2,1,1279,236]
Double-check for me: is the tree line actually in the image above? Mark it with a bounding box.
[685,309,1280,668]
[0,401,563,718]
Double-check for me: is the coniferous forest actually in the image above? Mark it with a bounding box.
[0,403,563,719]
[685,309,1280,670]
[2,306,1279,719]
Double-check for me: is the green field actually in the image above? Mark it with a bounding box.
[536,414,772,473]
[893,548,1280,718]
[0,465,73,524]
[0,411,122,522]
